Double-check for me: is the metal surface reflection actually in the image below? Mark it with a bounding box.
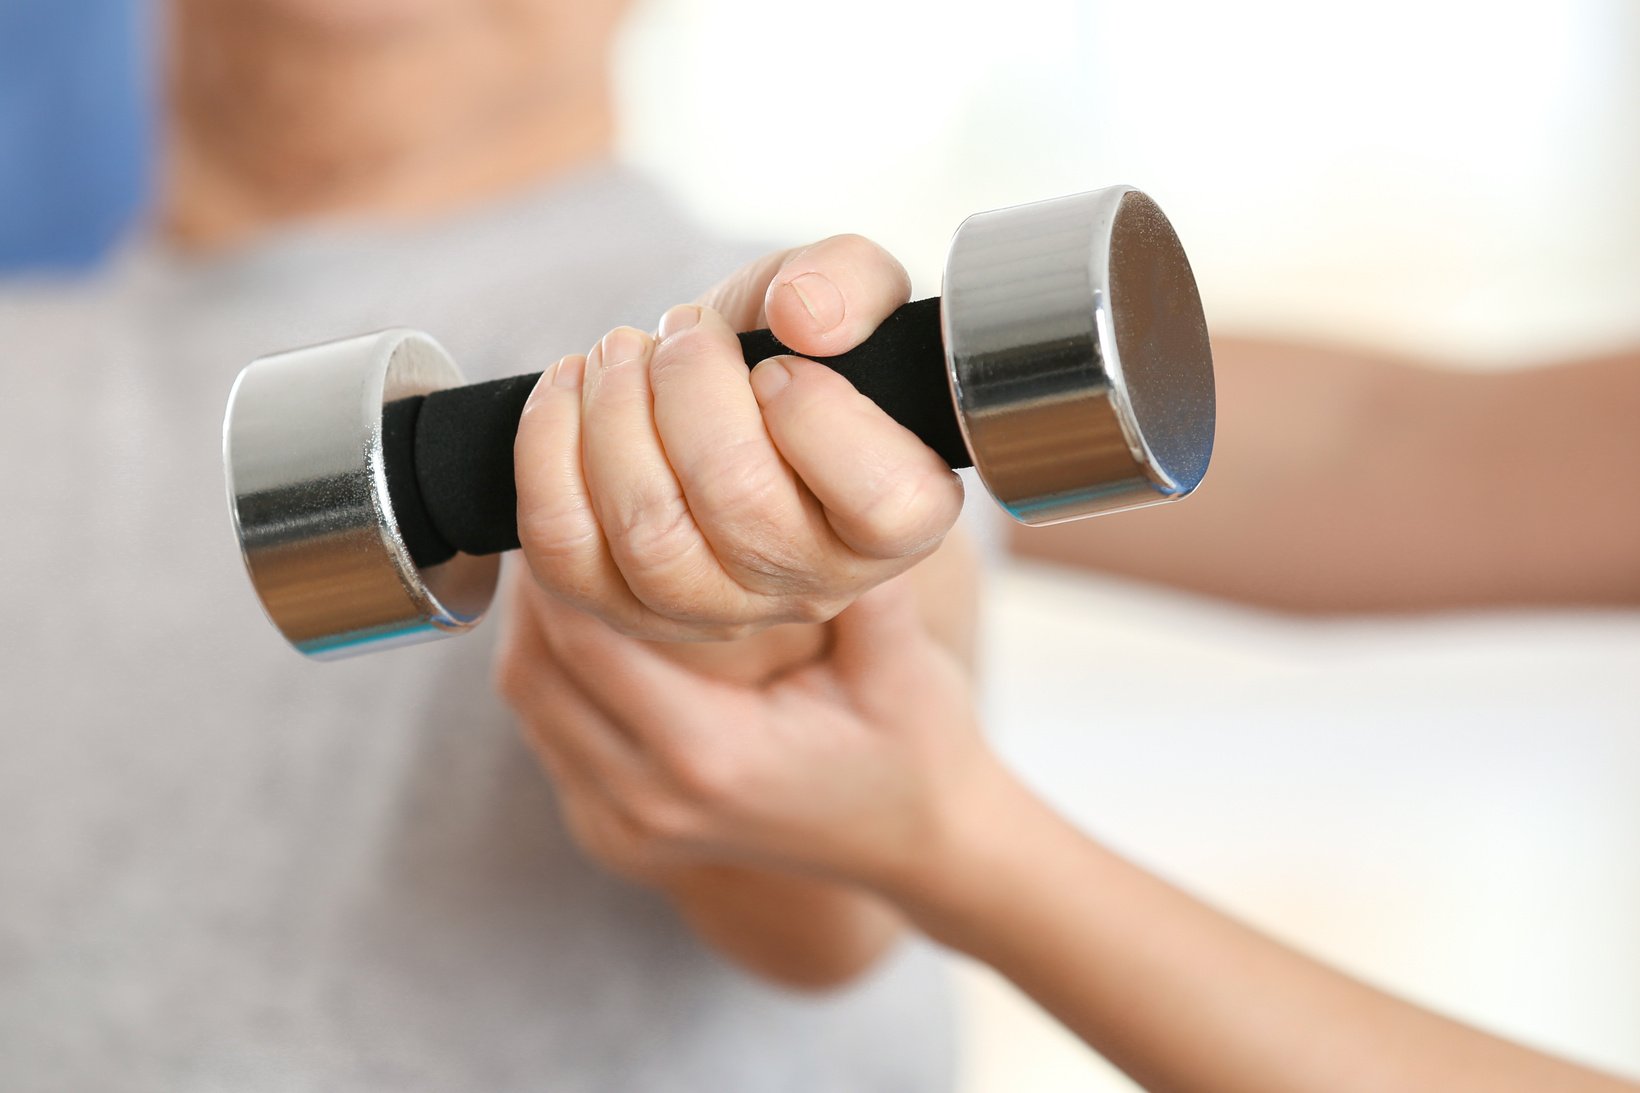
[224,330,499,657]
[941,187,1214,524]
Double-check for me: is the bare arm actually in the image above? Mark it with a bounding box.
[526,581,1638,1090]
[1013,339,1640,612]
[895,766,1635,1093]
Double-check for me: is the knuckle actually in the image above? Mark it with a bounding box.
[518,498,601,583]
[690,440,809,583]
[610,491,700,575]
[607,494,748,626]
[664,745,741,807]
[649,321,719,376]
[623,558,723,626]
[846,466,958,559]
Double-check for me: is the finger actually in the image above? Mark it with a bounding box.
[523,729,651,876]
[540,601,747,757]
[825,576,926,678]
[514,355,652,628]
[520,714,581,791]
[499,581,692,864]
[500,587,606,785]
[507,618,650,793]
[580,327,735,626]
[761,235,912,358]
[811,576,970,726]
[649,304,847,597]
[751,356,964,560]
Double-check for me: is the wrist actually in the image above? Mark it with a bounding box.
[870,757,1061,948]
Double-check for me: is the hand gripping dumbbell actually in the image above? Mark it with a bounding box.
[225,186,1215,658]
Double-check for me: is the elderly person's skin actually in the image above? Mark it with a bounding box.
[513,235,963,642]
[167,0,977,988]
[167,0,625,244]
[508,578,1640,1093]
[501,238,976,984]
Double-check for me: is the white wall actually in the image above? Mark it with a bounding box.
[617,0,1640,364]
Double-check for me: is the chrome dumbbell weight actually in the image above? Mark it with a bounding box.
[224,185,1215,658]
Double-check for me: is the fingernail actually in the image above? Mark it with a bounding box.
[750,358,793,403]
[784,272,845,333]
[659,304,701,341]
[600,326,650,369]
[552,354,586,389]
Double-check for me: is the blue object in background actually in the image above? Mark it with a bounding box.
[0,0,151,272]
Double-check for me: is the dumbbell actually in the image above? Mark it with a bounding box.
[225,185,1215,659]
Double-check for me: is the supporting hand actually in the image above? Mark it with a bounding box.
[497,565,990,890]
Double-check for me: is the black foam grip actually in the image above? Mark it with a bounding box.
[388,295,964,568]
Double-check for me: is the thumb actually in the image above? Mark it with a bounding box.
[826,576,930,687]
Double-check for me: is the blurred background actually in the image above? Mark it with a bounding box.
[5,0,1637,1088]
[0,0,149,270]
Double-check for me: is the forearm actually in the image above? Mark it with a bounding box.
[1012,340,1640,612]
[889,765,1635,1093]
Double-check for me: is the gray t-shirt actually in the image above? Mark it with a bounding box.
[0,166,954,1092]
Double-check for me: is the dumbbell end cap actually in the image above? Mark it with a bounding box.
[223,329,499,659]
[942,186,1215,525]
